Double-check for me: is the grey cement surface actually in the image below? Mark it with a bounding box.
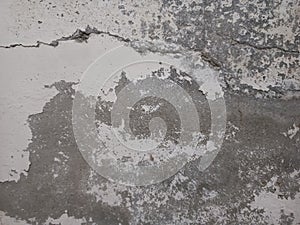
[0,0,300,224]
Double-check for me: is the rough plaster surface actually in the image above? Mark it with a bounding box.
[0,0,299,224]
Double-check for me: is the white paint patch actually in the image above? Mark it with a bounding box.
[173,191,185,200]
[0,36,121,182]
[141,104,160,113]
[195,68,224,100]
[240,76,271,91]
[54,157,61,162]
[202,189,218,201]
[225,121,240,141]
[0,0,170,46]
[250,191,300,224]
[232,12,240,23]
[87,184,123,207]
[44,212,87,225]
[283,123,300,139]
[0,211,32,225]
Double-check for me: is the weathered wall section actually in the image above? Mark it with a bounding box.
[0,0,299,224]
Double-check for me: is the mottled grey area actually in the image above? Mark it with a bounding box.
[0,79,299,224]
[157,0,300,93]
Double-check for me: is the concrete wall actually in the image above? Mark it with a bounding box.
[0,0,299,224]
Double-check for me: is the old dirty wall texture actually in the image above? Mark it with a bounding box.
[0,0,299,224]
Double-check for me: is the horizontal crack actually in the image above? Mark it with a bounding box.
[215,31,299,54]
[230,38,299,54]
[0,25,131,49]
[1,26,221,68]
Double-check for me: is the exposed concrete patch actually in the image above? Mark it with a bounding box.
[0,80,299,224]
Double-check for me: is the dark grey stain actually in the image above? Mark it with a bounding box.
[0,79,299,224]
[0,81,130,225]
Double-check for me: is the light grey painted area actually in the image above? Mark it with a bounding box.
[0,0,299,225]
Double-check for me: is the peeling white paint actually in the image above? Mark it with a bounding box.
[0,0,171,46]
[250,191,300,224]
[0,36,120,182]
[87,184,123,207]
[0,211,31,225]
[250,174,300,224]
[45,212,87,225]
